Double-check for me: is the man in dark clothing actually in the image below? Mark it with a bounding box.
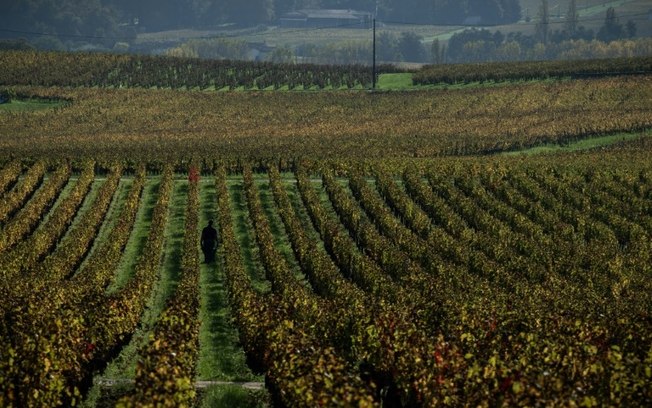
[201,220,218,264]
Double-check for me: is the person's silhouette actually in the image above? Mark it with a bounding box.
[201,220,218,264]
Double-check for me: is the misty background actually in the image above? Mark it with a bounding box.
[1,0,651,64]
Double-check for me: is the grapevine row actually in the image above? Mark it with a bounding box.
[385,164,651,405]
[295,167,405,304]
[18,166,122,288]
[599,172,652,236]
[4,79,651,160]
[0,160,46,225]
[0,166,145,406]
[0,161,95,283]
[372,166,455,255]
[243,166,392,405]
[401,165,505,281]
[119,167,200,406]
[0,50,378,90]
[413,56,652,85]
[0,160,22,196]
[0,159,650,406]
[67,165,146,295]
[347,169,458,277]
[87,165,174,374]
[216,167,378,406]
[426,171,551,283]
[0,162,70,253]
[270,167,470,405]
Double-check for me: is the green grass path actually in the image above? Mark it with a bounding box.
[59,178,105,242]
[502,130,652,156]
[33,175,77,232]
[196,179,266,407]
[377,73,414,90]
[107,177,159,293]
[0,99,64,112]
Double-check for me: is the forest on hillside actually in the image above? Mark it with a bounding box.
[0,0,521,36]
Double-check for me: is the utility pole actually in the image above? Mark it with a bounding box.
[372,18,376,89]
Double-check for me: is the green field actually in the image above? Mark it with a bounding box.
[377,73,414,89]
[503,129,652,155]
[0,98,65,112]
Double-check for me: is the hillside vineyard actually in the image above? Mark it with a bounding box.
[0,152,650,406]
[1,75,651,160]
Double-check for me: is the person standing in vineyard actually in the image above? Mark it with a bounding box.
[201,220,218,263]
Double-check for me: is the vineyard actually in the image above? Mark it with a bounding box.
[0,147,650,406]
[1,50,652,406]
[1,75,651,160]
[2,52,651,90]
[0,51,400,91]
[413,56,652,85]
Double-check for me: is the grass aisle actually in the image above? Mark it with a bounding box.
[82,178,186,407]
[77,178,132,274]
[196,179,267,408]
[58,178,105,242]
[106,177,159,293]
[37,174,78,226]
[502,129,652,155]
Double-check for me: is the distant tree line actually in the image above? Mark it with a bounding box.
[0,0,521,40]
[442,6,644,63]
[2,0,646,65]
[388,0,520,26]
[0,0,128,50]
[163,31,430,65]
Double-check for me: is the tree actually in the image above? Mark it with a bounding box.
[462,40,497,62]
[495,40,521,61]
[0,0,123,47]
[321,0,377,12]
[268,46,295,63]
[133,0,198,31]
[535,0,550,45]
[447,28,500,62]
[431,38,443,64]
[468,0,502,25]
[501,0,521,24]
[439,0,466,25]
[564,0,579,37]
[626,20,637,38]
[398,31,426,62]
[223,0,275,25]
[274,0,299,17]
[377,32,402,62]
[389,0,432,24]
[597,7,624,43]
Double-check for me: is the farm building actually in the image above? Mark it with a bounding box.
[279,9,372,29]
